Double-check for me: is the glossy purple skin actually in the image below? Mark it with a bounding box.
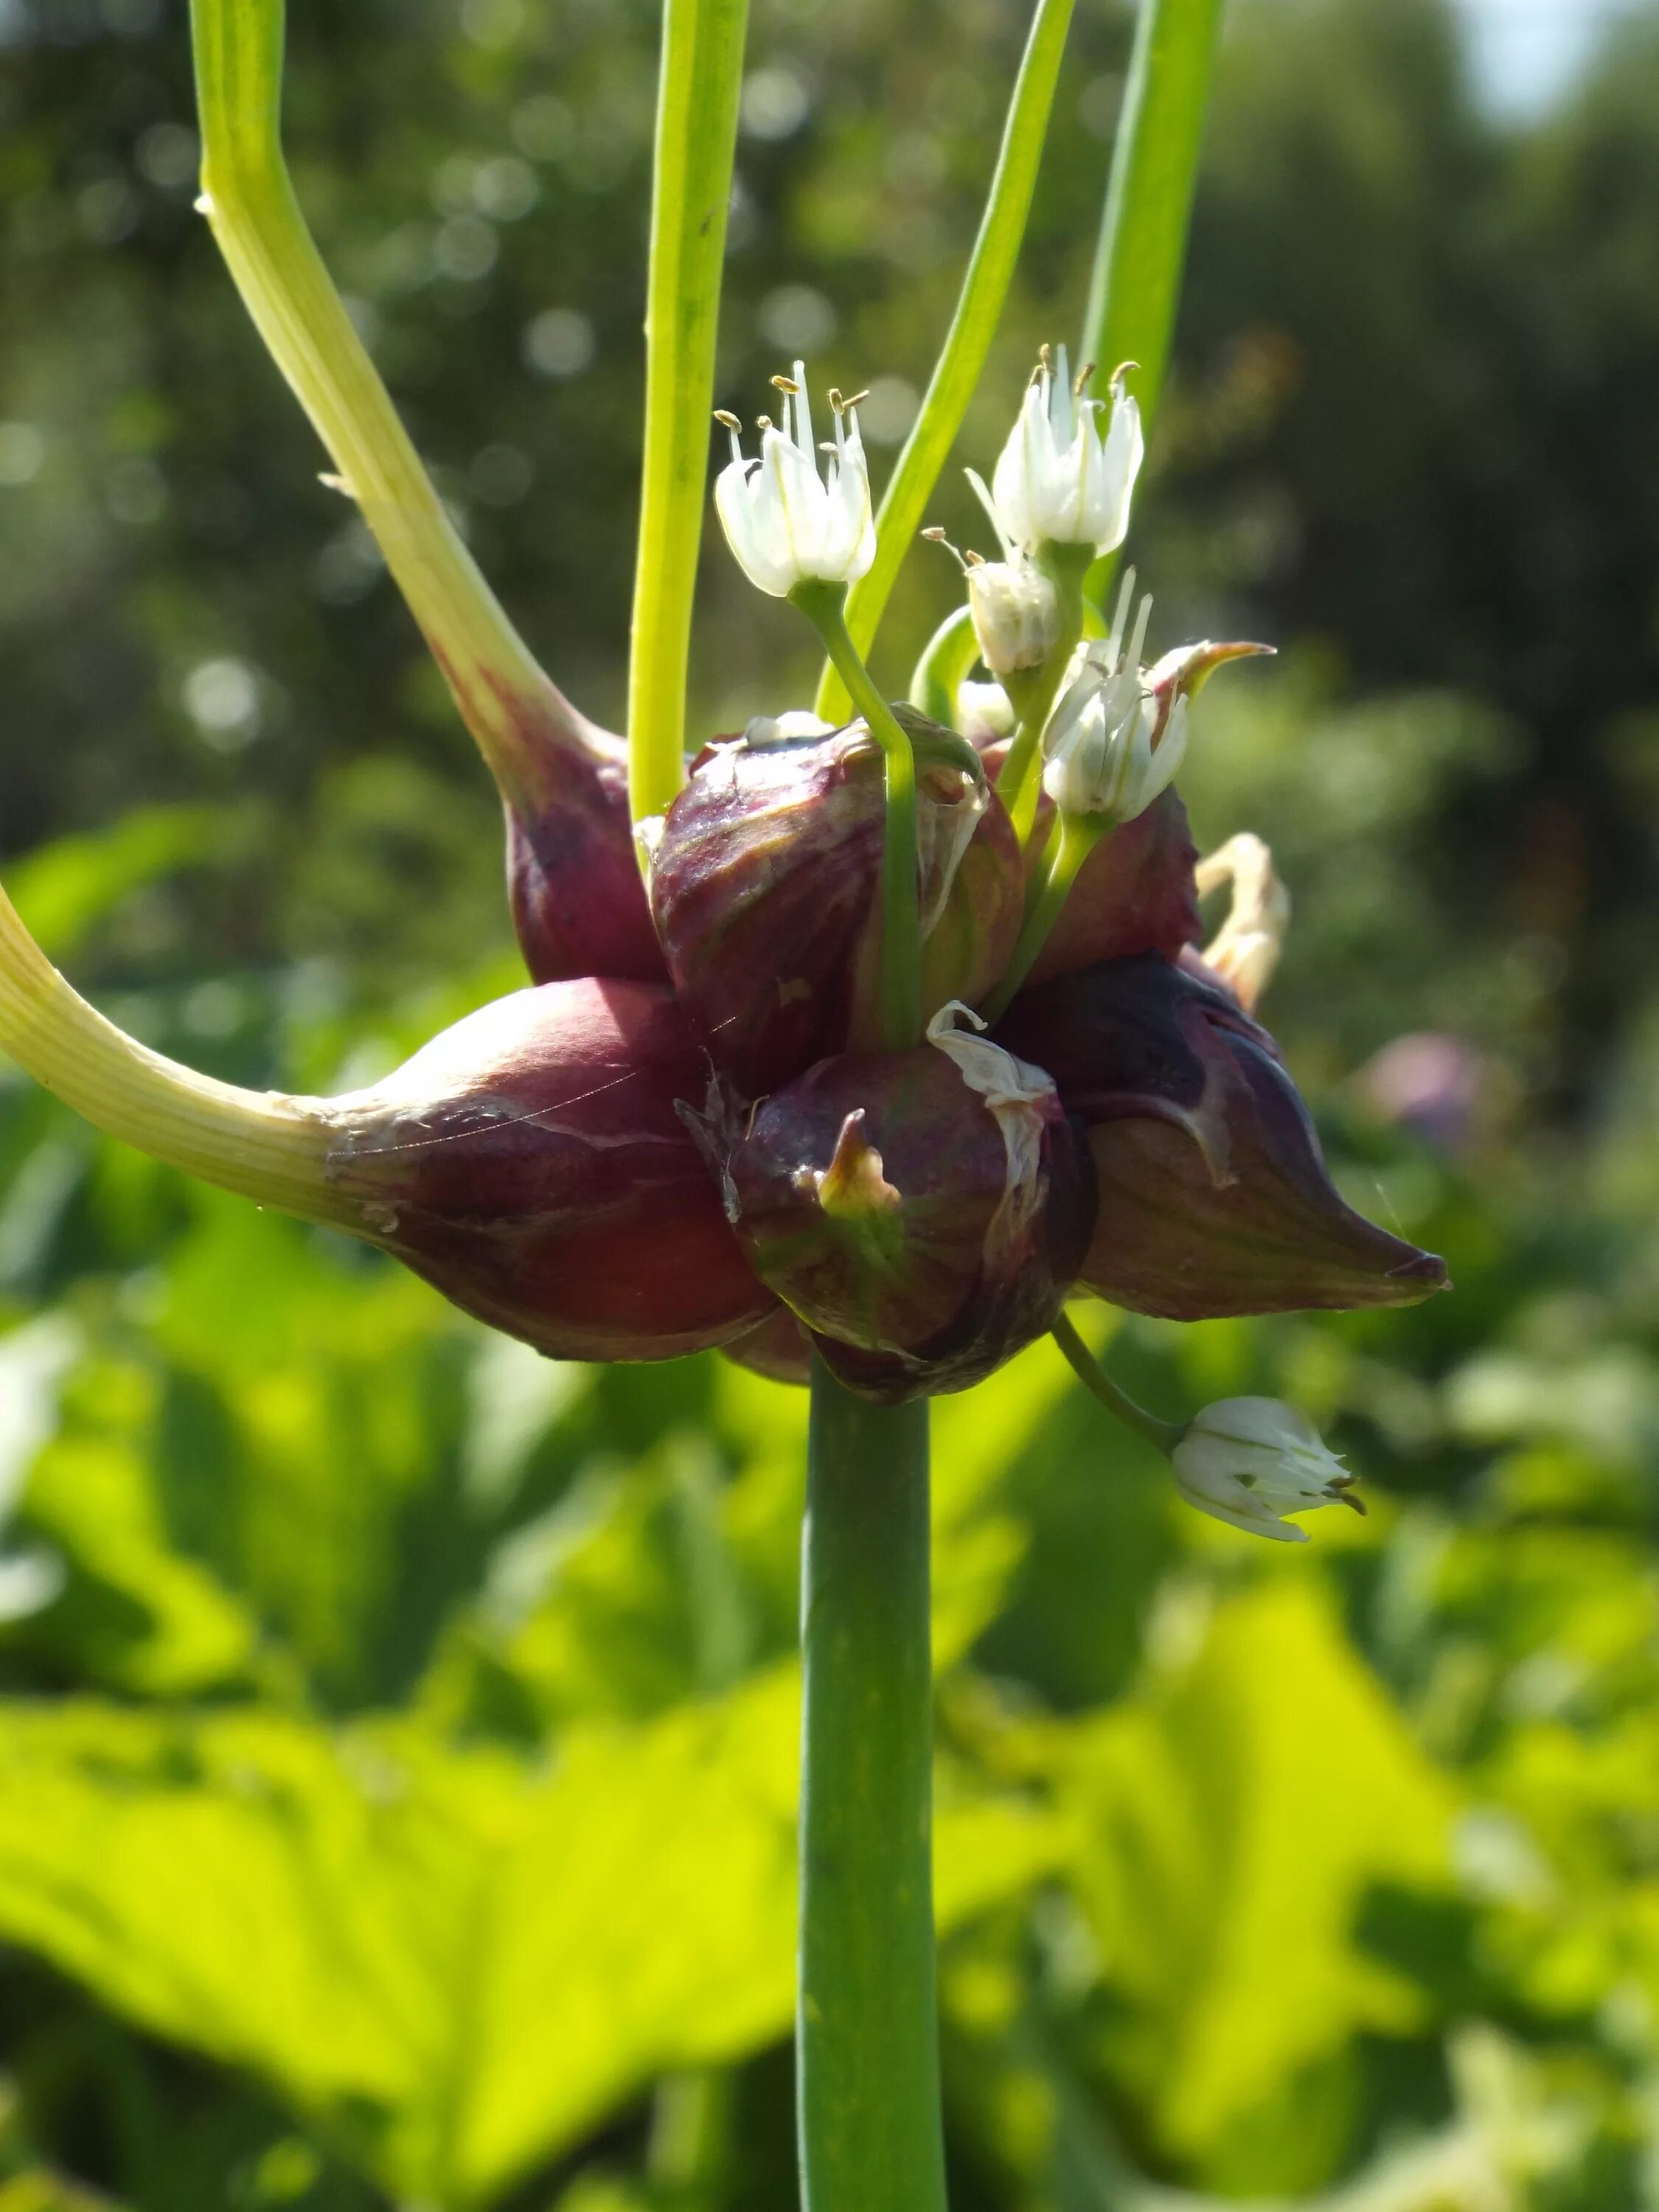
[728,1045,1096,1403]
[995,954,1447,1320]
[324,976,773,1362]
[651,722,1023,1101]
[976,736,1202,979]
[505,737,668,986]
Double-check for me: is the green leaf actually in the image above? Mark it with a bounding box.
[1053,1579,1452,2171]
[4,807,235,963]
[0,1679,1057,2209]
[1081,0,1227,450]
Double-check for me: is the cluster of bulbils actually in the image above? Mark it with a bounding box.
[0,349,1446,1543]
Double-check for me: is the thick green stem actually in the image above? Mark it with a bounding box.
[813,0,1077,720]
[799,1357,944,2212]
[1051,1313,1186,1454]
[980,811,1104,1023]
[798,587,923,1051]
[628,0,751,823]
[1080,0,1226,604]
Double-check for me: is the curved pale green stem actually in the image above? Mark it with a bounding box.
[1051,1312,1185,1455]
[795,583,922,1051]
[628,0,751,822]
[980,808,1104,1023]
[189,0,586,821]
[799,1357,944,2212]
[1081,0,1226,603]
[0,877,342,1225]
[814,0,1077,722]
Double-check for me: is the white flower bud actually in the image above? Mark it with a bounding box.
[977,346,1144,558]
[965,557,1058,678]
[714,364,876,597]
[1170,1397,1363,1543]
[1039,658,1185,824]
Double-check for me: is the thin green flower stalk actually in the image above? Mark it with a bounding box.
[189,0,583,824]
[628,0,751,822]
[814,0,1077,723]
[1081,0,1226,602]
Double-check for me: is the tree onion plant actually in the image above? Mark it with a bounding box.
[0,0,1450,2203]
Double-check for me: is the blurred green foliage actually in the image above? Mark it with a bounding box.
[6,0,1659,2205]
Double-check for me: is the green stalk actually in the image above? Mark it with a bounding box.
[797,585,922,1051]
[1051,1312,1185,1454]
[1081,0,1226,601]
[799,1357,944,2212]
[908,605,979,729]
[189,0,577,818]
[628,0,751,822]
[979,810,1104,1023]
[815,0,1077,722]
[994,544,1091,841]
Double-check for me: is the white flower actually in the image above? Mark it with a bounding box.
[713,363,876,597]
[965,557,1058,677]
[973,346,1143,558]
[1039,583,1184,823]
[1170,1397,1363,1543]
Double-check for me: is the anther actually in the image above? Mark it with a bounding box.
[1108,358,1140,390]
[1074,360,1096,397]
[713,409,742,431]
[1039,342,1053,374]
[756,414,773,431]
[771,375,800,394]
[920,525,969,574]
[842,389,869,410]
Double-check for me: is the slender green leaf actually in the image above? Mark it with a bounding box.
[1082,0,1226,450]
[815,0,1077,721]
[627,0,751,821]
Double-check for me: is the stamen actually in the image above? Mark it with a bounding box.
[791,359,814,456]
[756,414,774,431]
[713,408,742,431]
[842,389,869,410]
[921,526,970,575]
[1073,360,1096,397]
[963,549,987,567]
[1126,590,1155,674]
[827,388,844,412]
[1108,358,1140,392]
[1038,343,1053,375]
[771,375,801,394]
[1105,566,1137,667]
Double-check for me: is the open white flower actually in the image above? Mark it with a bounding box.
[1039,582,1184,822]
[973,345,1143,559]
[714,363,876,597]
[1171,1397,1363,1543]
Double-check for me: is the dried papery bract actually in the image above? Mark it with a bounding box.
[996,953,1447,1318]
[650,715,1022,1099]
[728,1006,1094,1400]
